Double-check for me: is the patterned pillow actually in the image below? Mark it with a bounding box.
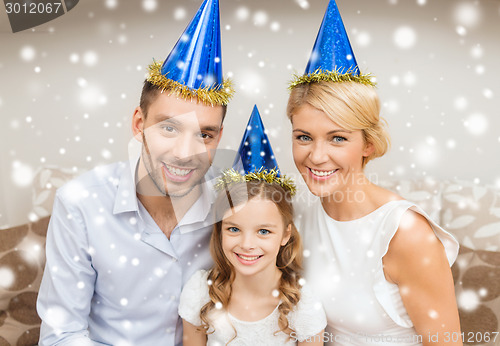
[452,246,500,345]
[378,177,442,222]
[441,180,500,251]
[0,217,50,346]
[31,166,78,218]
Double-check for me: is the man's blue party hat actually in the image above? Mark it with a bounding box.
[233,105,279,175]
[147,0,234,105]
[215,106,296,195]
[290,0,374,88]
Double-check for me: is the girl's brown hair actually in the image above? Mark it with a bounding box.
[200,180,303,342]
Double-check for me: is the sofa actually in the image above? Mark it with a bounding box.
[1,166,74,346]
[1,167,499,345]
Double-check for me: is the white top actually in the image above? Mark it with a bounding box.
[37,161,215,346]
[294,198,459,346]
[179,270,327,345]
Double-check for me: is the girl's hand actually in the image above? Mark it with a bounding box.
[383,210,463,346]
[182,320,207,346]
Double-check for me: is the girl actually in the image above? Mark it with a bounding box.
[179,170,326,345]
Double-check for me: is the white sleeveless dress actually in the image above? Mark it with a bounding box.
[294,198,459,345]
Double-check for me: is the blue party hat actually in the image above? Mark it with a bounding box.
[305,0,358,75]
[215,105,296,195]
[147,0,234,105]
[233,105,279,175]
[290,0,375,88]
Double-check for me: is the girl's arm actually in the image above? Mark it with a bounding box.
[383,210,462,346]
[182,320,207,346]
[298,330,324,346]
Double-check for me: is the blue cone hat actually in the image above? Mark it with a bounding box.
[215,105,296,195]
[290,0,375,88]
[305,0,358,75]
[233,105,279,175]
[147,0,234,105]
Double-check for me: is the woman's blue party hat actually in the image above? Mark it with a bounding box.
[305,0,358,75]
[290,0,375,88]
[147,0,234,105]
[215,105,296,195]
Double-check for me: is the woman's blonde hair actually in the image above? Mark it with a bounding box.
[287,81,391,166]
[200,180,303,343]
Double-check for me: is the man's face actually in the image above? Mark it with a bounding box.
[133,92,224,198]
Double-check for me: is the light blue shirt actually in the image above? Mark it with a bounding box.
[37,160,215,345]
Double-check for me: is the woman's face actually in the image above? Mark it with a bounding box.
[291,103,373,198]
[221,197,291,279]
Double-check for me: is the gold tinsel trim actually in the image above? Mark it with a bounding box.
[215,168,297,196]
[147,60,235,106]
[289,68,376,89]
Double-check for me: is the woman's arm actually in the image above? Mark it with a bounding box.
[383,210,462,346]
[182,320,207,346]
[298,330,324,346]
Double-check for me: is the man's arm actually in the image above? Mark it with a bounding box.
[37,191,97,345]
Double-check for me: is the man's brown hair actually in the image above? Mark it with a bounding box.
[139,80,227,120]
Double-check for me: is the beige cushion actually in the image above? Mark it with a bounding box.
[378,177,442,222]
[441,180,500,251]
[31,166,78,218]
[452,246,500,344]
[0,217,49,346]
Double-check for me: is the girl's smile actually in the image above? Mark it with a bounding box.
[234,253,263,265]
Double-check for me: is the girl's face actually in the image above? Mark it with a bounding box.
[291,103,373,198]
[221,197,291,279]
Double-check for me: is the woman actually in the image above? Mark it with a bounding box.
[287,0,462,345]
[288,81,461,345]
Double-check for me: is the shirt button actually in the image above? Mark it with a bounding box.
[166,328,173,334]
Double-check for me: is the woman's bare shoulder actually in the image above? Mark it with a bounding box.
[383,209,446,284]
[367,183,404,208]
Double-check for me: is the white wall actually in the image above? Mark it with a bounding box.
[1,0,499,227]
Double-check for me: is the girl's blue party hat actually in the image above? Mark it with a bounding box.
[216,105,296,195]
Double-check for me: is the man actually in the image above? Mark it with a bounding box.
[37,1,234,345]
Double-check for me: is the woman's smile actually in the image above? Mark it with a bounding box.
[308,167,339,180]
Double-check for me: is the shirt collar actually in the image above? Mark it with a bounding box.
[177,167,218,234]
[113,157,140,215]
[113,158,218,232]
